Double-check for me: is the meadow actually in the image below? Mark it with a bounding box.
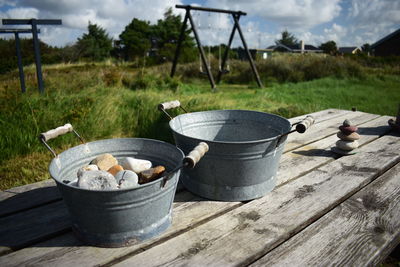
[1,54,399,189]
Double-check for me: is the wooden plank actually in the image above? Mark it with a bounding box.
[0,189,201,256]
[0,180,60,217]
[0,201,70,254]
[0,113,388,265]
[284,111,379,152]
[287,108,350,124]
[111,135,400,267]
[0,199,240,266]
[0,179,56,201]
[277,115,392,186]
[252,162,400,267]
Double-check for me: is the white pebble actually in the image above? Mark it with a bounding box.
[119,157,152,173]
[77,164,99,179]
[78,170,118,190]
[115,170,139,189]
[336,140,359,151]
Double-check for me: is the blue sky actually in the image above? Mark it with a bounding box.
[1,0,399,48]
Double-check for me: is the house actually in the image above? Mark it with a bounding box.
[267,40,323,53]
[237,48,273,60]
[371,28,400,56]
[338,47,361,55]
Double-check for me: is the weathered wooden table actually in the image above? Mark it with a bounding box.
[1,109,399,266]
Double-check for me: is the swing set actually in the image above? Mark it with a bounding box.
[170,5,263,90]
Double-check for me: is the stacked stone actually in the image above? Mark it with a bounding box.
[388,104,400,133]
[332,119,360,155]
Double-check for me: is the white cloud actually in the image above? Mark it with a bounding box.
[1,0,183,46]
[346,0,400,45]
[323,23,347,43]
[0,0,398,49]
[204,0,342,29]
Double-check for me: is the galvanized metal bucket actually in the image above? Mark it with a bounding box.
[40,124,208,247]
[159,101,314,201]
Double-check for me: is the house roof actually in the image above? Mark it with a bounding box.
[268,43,322,52]
[338,47,360,53]
[371,28,400,48]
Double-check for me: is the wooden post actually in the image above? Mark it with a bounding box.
[14,32,26,93]
[170,11,189,78]
[232,14,263,88]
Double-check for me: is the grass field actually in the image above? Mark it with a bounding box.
[1,57,399,189]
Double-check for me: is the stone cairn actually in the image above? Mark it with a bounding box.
[332,119,360,155]
[388,104,400,133]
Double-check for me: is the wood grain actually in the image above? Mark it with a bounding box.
[112,135,400,267]
[251,162,400,267]
[0,113,388,265]
[277,115,392,186]
[284,111,379,152]
[0,111,391,266]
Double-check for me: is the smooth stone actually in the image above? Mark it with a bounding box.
[139,165,166,184]
[337,131,360,141]
[68,179,79,187]
[343,119,351,127]
[339,125,358,135]
[331,146,358,156]
[115,170,139,189]
[90,153,118,171]
[108,165,124,176]
[388,118,400,132]
[336,140,359,151]
[78,170,118,190]
[77,164,99,178]
[119,157,152,173]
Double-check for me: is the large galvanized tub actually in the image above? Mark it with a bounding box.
[159,102,314,201]
[46,137,184,247]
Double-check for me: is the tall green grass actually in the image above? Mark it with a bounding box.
[1,59,399,189]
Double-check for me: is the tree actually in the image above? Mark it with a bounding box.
[275,30,298,46]
[119,18,153,60]
[119,8,196,62]
[153,8,196,62]
[361,43,371,54]
[319,40,337,55]
[77,22,113,61]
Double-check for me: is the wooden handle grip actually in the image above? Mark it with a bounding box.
[296,115,315,133]
[40,124,73,142]
[184,142,209,168]
[158,100,181,110]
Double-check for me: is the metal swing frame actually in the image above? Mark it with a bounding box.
[170,5,263,90]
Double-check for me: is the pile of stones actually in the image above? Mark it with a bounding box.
[69,153,166,190]
[332,119,360,155]
[388,104,400,133]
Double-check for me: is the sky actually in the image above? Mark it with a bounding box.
[0,0,399,49]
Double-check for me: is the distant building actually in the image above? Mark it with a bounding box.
[237,48,273,60]
[267,40,323,53]
[371,28,400,56]
[338,47,361,55]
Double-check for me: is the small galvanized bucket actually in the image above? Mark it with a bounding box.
[159,100,314,201]
[40,124,208,247]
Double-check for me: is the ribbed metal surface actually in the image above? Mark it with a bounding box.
[49,138,184,247]
[169,110,291,201]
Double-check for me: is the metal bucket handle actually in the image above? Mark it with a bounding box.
[158,100,188,120]
[162,142,209,187]
[276,115,315,146]
[39,124,85,157]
